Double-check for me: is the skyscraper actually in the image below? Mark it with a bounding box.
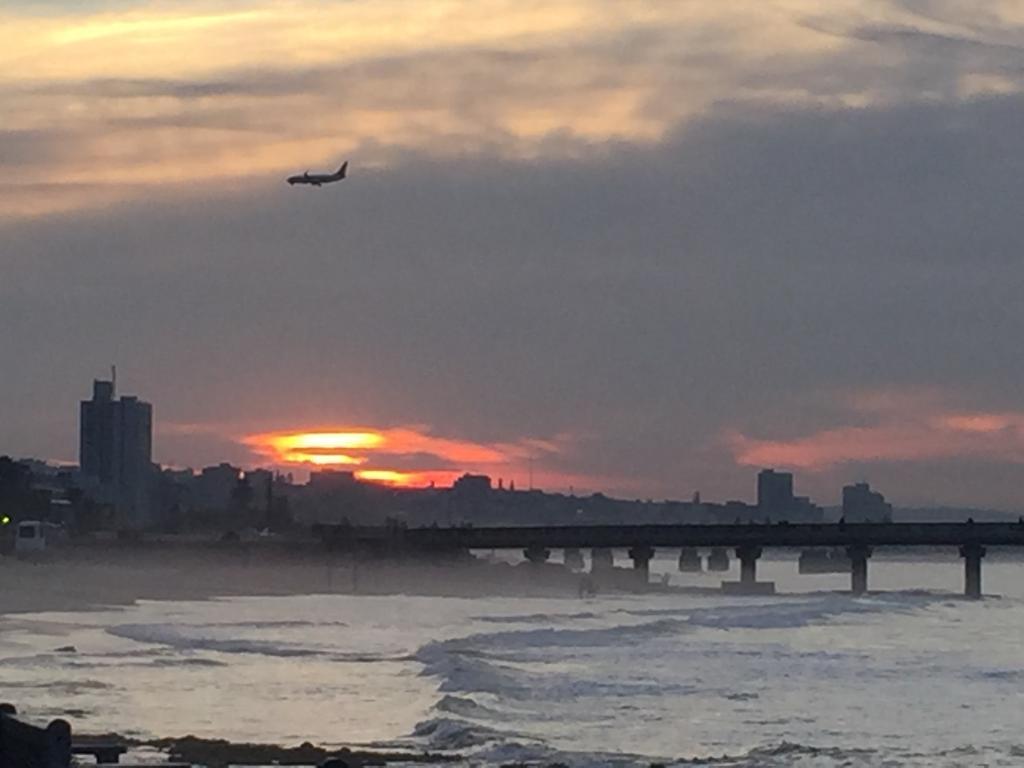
[755,468,823,522]
[757,468,794,517]
[80,379,154,528]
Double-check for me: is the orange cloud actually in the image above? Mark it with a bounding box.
[282,453,366,466]
[242,425,576,489]
[937,413,1020,434]
[245,426,521,465]
[260,431,382,464]
[11,0,1002,220]
[727,392,1024,471]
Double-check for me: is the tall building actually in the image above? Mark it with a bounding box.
[842,482,893,522]
[80,379,154,528]
[756,468,823,522]
[757,469,794,516]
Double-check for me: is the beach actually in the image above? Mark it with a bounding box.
[4,552,1024,766]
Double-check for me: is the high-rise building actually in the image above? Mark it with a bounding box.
[756,468,823,522]
[80,379,154,528]
[842,482,893,522]
[757,469,794,516]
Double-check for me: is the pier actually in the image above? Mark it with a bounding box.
[317,521,1024,598]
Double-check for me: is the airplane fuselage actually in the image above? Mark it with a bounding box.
[287,161,348,187]
[287,174,337,186]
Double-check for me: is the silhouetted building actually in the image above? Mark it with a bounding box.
[756,469,822,522]
[453,474,492,498]
[842,482,893,522]
[194,463,243,510]
[789,495,823,522]
[79,379,154,528]
[308,469,357,490]
[296,469,393,526]
[757,469,794,516]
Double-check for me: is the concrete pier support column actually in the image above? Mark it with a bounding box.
[960,543,986,599]
[678,548,703,572]
[628,546,656,585]
[523,545,550,565]
[590,547,614,573]
[563,547,584,571]
[846,545,872,596]
[736,546,762,585]
[706,547,730,572]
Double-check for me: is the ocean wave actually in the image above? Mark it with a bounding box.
[652,741,879,767]
[472,740,880,768]
[463,738,658,767]
[415,596,898,698]
[682,595,924,631]
[411,716,516,750]
[434,694,503,718]
[148,657,229,667]
[192,619,350,630]
[417,644,533,696]
[421,617,693,662]
[975,668,1024,682]
[1,679,111,693]
[104,622,415,666]
[411,593,951,738]
[107,623,328,658]
[442,595,936,663]
[474,611,602,624]
[419,643,707,702]
[63,655,229,669]
[734,741,876,766]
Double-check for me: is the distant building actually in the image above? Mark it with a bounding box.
[308,469,357,491]
[756,469,823,522]
[79,379,154,528]
[757,469,794,516]
[453,474,492,499]
[297,469,392,526]
[842,482,893,523]
[194,463,243,511]
[789,495,823,522]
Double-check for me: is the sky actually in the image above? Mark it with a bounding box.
[4,0,1024,508]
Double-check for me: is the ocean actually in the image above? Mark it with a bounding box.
[3,551,1024,767]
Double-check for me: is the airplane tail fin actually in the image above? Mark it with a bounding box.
[337,161,348,179]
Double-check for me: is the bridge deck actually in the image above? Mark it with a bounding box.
[323,522,1024,550]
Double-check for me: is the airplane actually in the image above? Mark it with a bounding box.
[287,161,348,187]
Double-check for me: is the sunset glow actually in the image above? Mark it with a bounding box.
[355,469,463,488]
[270,431,385,451]
[242,426,573,489]
[280,453,365,466]
[11,0,1024,512]
[728,394,1024,471]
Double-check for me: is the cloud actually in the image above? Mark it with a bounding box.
[10,0,1013,218]
[728,392,1024,471]
[7,89,1024,505]
[239,426,604,490]
[8,1,1024,508]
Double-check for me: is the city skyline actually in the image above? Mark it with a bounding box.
[0,377,965,517]
[6,2,1024,509]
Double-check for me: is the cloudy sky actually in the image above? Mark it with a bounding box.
[4,0,1024,508]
